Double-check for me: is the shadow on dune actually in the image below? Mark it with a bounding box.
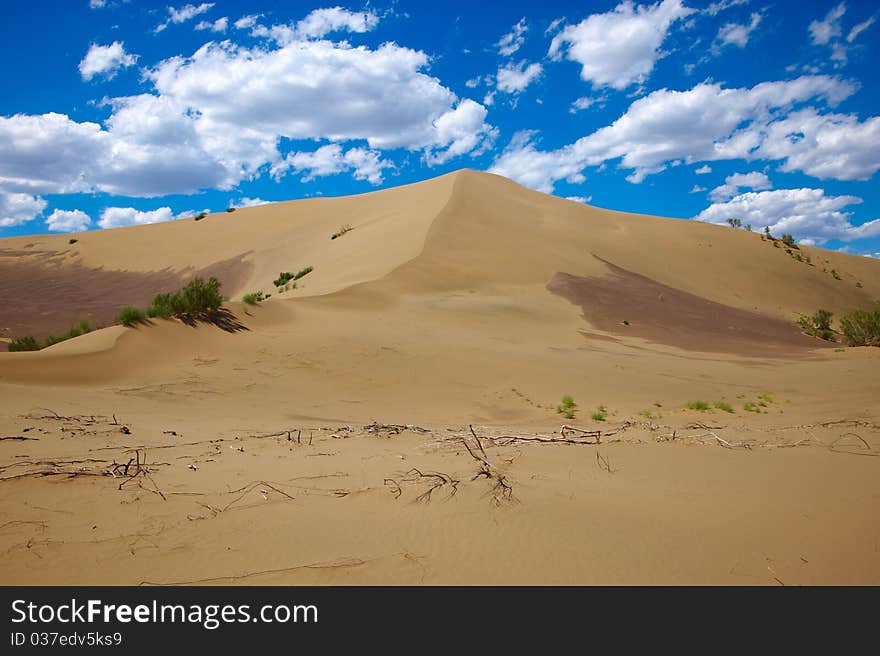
[178,308,249,333]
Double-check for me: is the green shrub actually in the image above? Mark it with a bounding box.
[8,336,40,352]
[687,400,710,411]
[226,207,236,213]
[68,238,78,245]
[743,401,761,413]
[591,405,607,421]
[194,212,207,221]
[119,306,147,326]
[798,309,835,341]
[781,233,797,248]
[293,266,313,281]
[148,277,223,319]
[830,269,841,280]
[714,401,734,413]
[839,309,880,347]
[243,291,265,305]
[556,395,577,418]
[273,271,295,288]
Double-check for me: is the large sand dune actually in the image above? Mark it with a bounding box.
[0,170,878,584]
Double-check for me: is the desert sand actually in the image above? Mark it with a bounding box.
[0,169,878,585]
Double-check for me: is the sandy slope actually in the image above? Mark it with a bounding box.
[0,170,878,585]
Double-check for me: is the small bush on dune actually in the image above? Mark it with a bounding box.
[68,238,78,245]
[591,405,608,421]
[714,400,734,413]
[331,225,353,240]
[294,266,313,281]
[556,395,577,419]
[119,306,147,326]
[177,276,222,315]
[687,400,710,411]
[139,277,224,321]
[243,291,265,305]
[840,309,880,347]
[8,336,40,352]
[274,272,295,288]
[798,309,835,341]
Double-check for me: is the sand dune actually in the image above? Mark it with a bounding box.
[0,170,878,585]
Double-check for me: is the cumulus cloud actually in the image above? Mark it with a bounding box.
[490,75,876,193]
[230,197,270,209]
[0,25,493,199]
[0,192,46,227]
[89,0,107,8]
[496,60,543,94]
[195,17,228,33]
[272,143,392,184]
[716,12,762,48]
[548,0,693,90]
[98,206,198,229]
[78,42,138,81]
[248,7,380,44]
[497,18,528,56]
[695,164,712,174]
[695,187,880,244]
[234,14,260,30]
[156,3,215,33]
[46,209,91,232]
[295,7,379,39]
[708,171,772,202]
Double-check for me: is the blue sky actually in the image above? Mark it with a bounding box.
[1,0,878,256]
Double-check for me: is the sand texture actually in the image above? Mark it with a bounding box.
[0,170,878,585]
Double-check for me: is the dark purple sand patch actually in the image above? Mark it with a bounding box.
[547,258,830,357]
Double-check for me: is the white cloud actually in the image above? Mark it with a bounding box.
[272,143,392,184]
[716,12,762,48]
[78,42,138,81]
[570,96,601,112]
[0,28,493,199]
[0,192,46,227]
[230,197,269,209]
[847,16,875,42]
[548,0,694,90]
[695,187,880,244]
[565,195,593,204]
[46,209,91,232]
[234,14,260,30]
[490,75,875,193]
[98,206,197,229]
[295,7,379,39]
[695,164,712,174]
[497,18,528,56]
[496,60,543,94]
[809,3,846,45]
[195,17,228,33]
[156,3,215,33]
[690,184,706,193]
[708,171,771,202]
[704,0,748,16]
[89,0,107,8]
[808,3,874,66]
